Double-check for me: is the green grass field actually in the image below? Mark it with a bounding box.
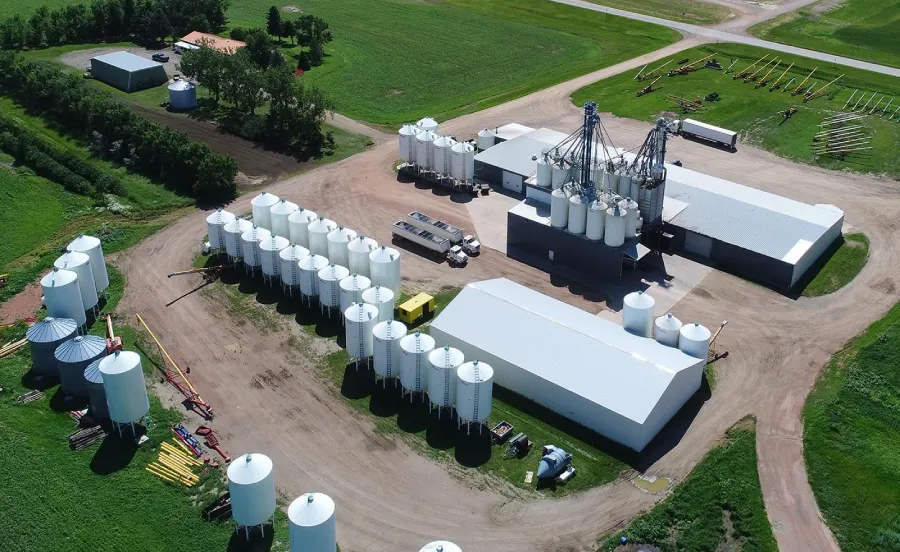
[572,43,900,178]
[602,420,777,552]
[800,233,869,297]
[750,0,900,69]
[804,301,900,552]
[583,0,731,25]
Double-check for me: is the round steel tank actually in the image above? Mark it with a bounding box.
[432,135,456,176]
[288,208,318,247]
[630,177,641,203]
[654,312,683,347]
[280,244,310,289]
[26,317,78,376]
[84,358,108,419]
[224,218,254,260]
[361,285,395,323]
[607,171,620,196]
[416,117,438,134]
[428,346,463,410]
[621,197,639,239]
[536,157,552,187]
[623,291,655,337]
[288,492,336,552]
[167,80,197,110]
[67,234,109,294]
[41,268,85,327]
[400,332,435,395]
[585,199,608,241]
[550,188,569,229]
[344,302,378,360]
[450,142,475,181]
[399,124,421,163]
[679,322,711,360]
[347,236,378,278]
[54,251,98,312]
[567,194,588,235]
[416,130,437,171]
[269,199,299,239]
[551,162,568,189]
[98,350,149,424]
[298,254,329,299]
[339,274,371,315]
[476,128,494,151]
[326,226,358,268]
[259,235,290,279]
[317,264,350,309]
[369,246,401,296]
[241,226,272,269]
[55,335,107,396]
[250,192,279,231]
[604,205,626,247]
[307,217,336,258]
[456,361,493,425]
[206,208,236,251]
[420,542,463,552]
[618,173,632,197]
[373,320,407,380]
[227,453,277,529]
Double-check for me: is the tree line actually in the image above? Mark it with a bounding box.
[262,7,333,68]
[0,52,237,201]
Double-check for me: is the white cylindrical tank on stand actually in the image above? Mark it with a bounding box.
[550,188,569,229]
[536,157,552,187]
[476,128,494,151]
[167,80,197,109]
[269,199,298,239]
[373,320,407,380]
[241,226,272,270]
[339,274,371,315]
[585,199,608,241]
[259,235,290,279]
[67,234,109,294]
[55,335,107,397]
[54,251,98,311]
[347,236,378,277]
[84,358,108,419]
[604,205,626,247]
[551,163,568,189]
[362,285,395,323]
[607,171,620,196]
[621,198,639,238]
[318,264,350,310]
[420,541,463,552]
[679,323,712,360]
[288,492,336,552]
[399,124,421,163]
[369,246,401,296]
[326,226,358,268]
[450,142,475,181]
[280,244,310,289]
[619,173,632,198]
[206,208,236,251]
[432,135,456,176]
[416,117,438,134]
[26,317,78,376]
[655,313,683,347]
[567,194,588,235]
[630,177,641,204]
[400,332,435,395]
[251,192,279,231]
[224,219,253,260]
[427,346,463,411]
[307,217,336,258]
[227,453,277,529]
[99,350,149,425]
[416,130,437,171]
[288,208,318,247]
[344,302,378,360]
[456,361,493,425]
[623,291,655,337]
[41,268,85,327]
[298,254,329,299]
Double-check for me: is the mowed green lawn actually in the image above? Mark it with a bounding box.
[583,0,731,25]
[750,0,900,69]
[800,233,869,297]
[804,301,900,552]
[572,43,900,178]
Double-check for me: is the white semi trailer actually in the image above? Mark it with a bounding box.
[676,119,738,150]
[392,221,467,265]
[406,211,464,243]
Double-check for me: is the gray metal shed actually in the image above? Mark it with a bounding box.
[90,52,167,92]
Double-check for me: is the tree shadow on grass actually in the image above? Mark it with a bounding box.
[226,526,274,552]
[90,432,138,474]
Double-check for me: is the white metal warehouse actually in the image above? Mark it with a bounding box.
[429,279,705,451]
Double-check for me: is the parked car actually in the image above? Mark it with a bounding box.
[151,53,170,63]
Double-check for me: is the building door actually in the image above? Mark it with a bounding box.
[502,171,523,193]
[684,231,713,258]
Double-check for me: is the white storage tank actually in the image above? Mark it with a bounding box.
[84,358,109,419]
[550,188,569,229]
[399,124,421,164]
[476,128,494,151]
[54,251,98,312]
[536,156,552,187]
[400,332,435,396]
[41,268,85,327]
[318,264,350,311]
[369,246,401,296]
[206,208,235,251]
[655,312,683,347]
[26,317,78,376]
[289,492,336,552]
[259,235,290,280]
[339,274,371,315]
[416,130,437,171]
[416,117,438,134]
[551,162,568,190]
[630,178,641,203]
[269,199,298,239]
[608,171,620,196]
[420,542,463,552]
[619,173,632,198]
[167,80,197,110]
[361,285,395,323]
[67,234,109,294]
[298,254,329,299]
[456,360,493,427]
[251,192,279,231]
[450,141,475,181]
[99,350,150,425]
[288,208,318,247]
[428,346,463,413]
[585,199,608,241]
[55,335,107,397]
[567,194,588,235]
[224,218,254,260]
[227,453,277,530]
[344,302,378,361]
[432,135,456,176]
[347,236,378,277]
[307,217,336,258]
[679,322,712,360]
[326,226,358,268]
[373,320,407,381]
[621,197,640,239]
[604,205,626,247]
[280,244,310,289]
[241,226,272,270]
[623,291,655,338]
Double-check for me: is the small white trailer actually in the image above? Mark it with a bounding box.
[677,119,738,150]
[406,211,464,243]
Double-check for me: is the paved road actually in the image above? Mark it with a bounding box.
[551,0,900,78]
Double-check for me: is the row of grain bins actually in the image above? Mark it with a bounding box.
[549,185,641,248]
[40,235,111,328]
[398,118,475,183]
[622,290,711,360]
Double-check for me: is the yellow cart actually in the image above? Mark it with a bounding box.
[398,293,435,324]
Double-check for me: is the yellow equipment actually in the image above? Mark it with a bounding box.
[734,54,768,79]
[398,293,435,324]
[804,74,843,103]
[791,67,817,96]
[755,59,780,88]
[768,62,794,91]
[744,57,776,82]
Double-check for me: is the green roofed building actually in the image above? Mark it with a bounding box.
[90,51,167,92]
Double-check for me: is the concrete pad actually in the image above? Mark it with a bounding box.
[464,189,520,253]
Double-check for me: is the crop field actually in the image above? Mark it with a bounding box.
[804,301,900,552]
[572,43,900,178]
[799,233,869,297]
[750,0,900,69]
[583,0,731,25]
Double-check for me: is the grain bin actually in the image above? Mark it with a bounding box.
[269,199,298,239]
[476,128,494,151]
[373,320,407,383]
[400,332,435,398]
[54,251,98,312]
[432,135,456,176]
[619,173,632,198]
[228,453,277,536]
[420,542,463,552]
[259,235,290,282]
[339,274,371,315]
[551,161,568,190]
[450,141,475,181]
[427,346,463,416]
[98,350,149,430]
[416,130,437,171]
[550,188,569,229]
[67,234,109,294]
[416,116,438,134]
[307,217,336,258]
[369,246,401,296]
[167,80,197,110]
[567,194,588,235]
[288,492,336,552]
[84,358,108,419]
[399,124,421,164]
[298,254,329,301]
[679,322,711,360]
[344,302,378,363]
[251,192,279,231]
[623,291,655,338]
[326,226,358,268]
[26,317,78,376]
[621,197,640,239]
[585,199,607,241]
[41,268,85,327]
[241,226,272,272]
[604,205,626,247]
[288,208,317,247]
[654,312,683,347]
[317,264,350,314]
[206,208,236,251]
[362,285,395,323]
[223,218,253,261]
[536,156,552,187]
[456,360,493,431]
[347,236,378,277]
[279,244,310,291]
[54,335,107,397]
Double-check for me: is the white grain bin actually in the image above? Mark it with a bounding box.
[655,312,683,347]
[432,135,456,176]
[585,199,608,241]
[567,194,588,235]
[416,116,438,134]
[326,226,358,268]
[536,156,552,187]
[55,335,107,397]
[550,188,569,229]
[400,332,435,395]
[551,162,568,190]
[307,217,336,258]
[347,236,378,277]
[362,285,395,323]
[420,541,463,552]
[630,177,641,203]
[298,254,329,299]
[259,235,290,280]
[369,246,401,296]
[269,199,298,239]
[604,205,626,247]
[224,218,254,260]
[289,492,336,552]
[241,226,272,270]
[288,208,318,247]
[373,320,407,381]
[84,358,108,419]
[339,274,371,315]
[476,128,494,151]
[399,124,421,164]
[428,346,463,413]
[53,251,98,312]
[621,197,640,239]
[415,130,437,171]
[619,173,632,198]
[344,302,378,361]
[41,268,85,327]
[251,192,280,231]
[206,208,235,251]
[457,360,493,428]
[679,322,711,360]
[623,291,655,338]
[26,317,78,376]
[98,350,149,426]
[167,79,197,109]
[67,234,109,294]
[450,141,475,181]
[279,244,310,289]
[607,171,620,195]
[318,264,350,311]
[227,453,277,531]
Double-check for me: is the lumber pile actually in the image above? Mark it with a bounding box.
[16,390,44,404]
[146,440,204,486]
[203,492,233,521]
[0,338,26,359]
[68,426,107,451]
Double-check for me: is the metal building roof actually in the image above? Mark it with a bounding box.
[92,51,160,72]
[492,123,535,141]
[430,279,703,424]
[475,136,549,177]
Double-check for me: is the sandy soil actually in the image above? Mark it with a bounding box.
[0,282,41,324]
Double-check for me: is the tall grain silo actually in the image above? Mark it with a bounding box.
[416,130,437,171]
[456,360,494,433]
[654,312,683,347]
[551,161,568,190]
[83,358,109,419]
[550,188,569,229]
[206,208,236,252]
[373,320,407,385]
[362,285,395,323]
[585,199,608,241]
[604,205,626,247]
[347,236,378,277]
[298,254,329,303]
[450,141,475,181]
[399,124,421,164]
[259,235,290,284]
[679,322,711,360]
[623,291,655,338]
[227,453,277,539]
[288,492,336,552]
[432,135,456,177]
[326,226,358,268]
[241,226,272,273]
[99,350,149,436]
[26,317,78,376]
[41,268,86,327]
[621,197,640,239]
[344,302,378,365]
[269,199,299,239]
[400,332,435,400]
[427,346,463,418]
[54,251,98,312]
[420,541,463,552]
[339,274,371,316]
[250,192,280,231]
[476,128,494,151]
[288,208,318,247]
[369,246,401,296]
[416,117,438,134]
[223,218,254,262]
[54,335,107,397]
[567,194,588,235]
[307,217,336,258]
[280,244,310,293]
[67,234,109,294]
[536,156,552,188]
[318,264,350,316]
